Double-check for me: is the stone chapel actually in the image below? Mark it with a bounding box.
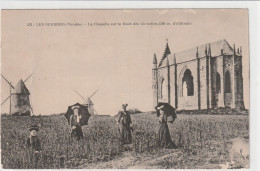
[152,39,245,110]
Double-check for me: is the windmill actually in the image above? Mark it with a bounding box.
[1,74,33,116]
[74,89,98,115]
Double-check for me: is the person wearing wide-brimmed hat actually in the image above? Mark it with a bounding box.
[117,103,133,145]
[26,124,41,152]
[70,105,83,141]
[155,104,178,149]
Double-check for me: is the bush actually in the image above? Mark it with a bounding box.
[115,108,143,117]
[176,108,249,115]
[128,108,142,114]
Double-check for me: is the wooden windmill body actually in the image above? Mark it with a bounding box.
[86,97,94,115]
[11,79,31,116]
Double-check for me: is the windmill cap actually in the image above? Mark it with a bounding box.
[15,79,30,94]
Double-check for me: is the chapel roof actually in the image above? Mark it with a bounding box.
[159,39,235,67]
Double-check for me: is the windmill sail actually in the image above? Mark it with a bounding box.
[73,89,97,115]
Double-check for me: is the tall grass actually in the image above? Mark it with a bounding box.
[132,114,248,155]
[1,113,249,168]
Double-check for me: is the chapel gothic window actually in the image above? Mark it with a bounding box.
[225,71,231,93]
[160,78,166,99]
[182,69,194,96]
[216,73,221,94]
[236,70,240,94]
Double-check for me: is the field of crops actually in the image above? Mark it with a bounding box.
[1,113,249,169]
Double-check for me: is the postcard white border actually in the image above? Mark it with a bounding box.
[0,1,259,171]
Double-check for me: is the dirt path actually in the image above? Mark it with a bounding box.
[127,150,181,169]
[78,151,138,169]
[78,149,181,169]
[78,137,249,169]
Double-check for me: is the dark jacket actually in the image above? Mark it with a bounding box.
[118,111,132,128]
[117,111,133,144]
[27,136,41,151]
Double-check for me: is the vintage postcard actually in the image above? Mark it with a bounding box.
[1,9,249,169]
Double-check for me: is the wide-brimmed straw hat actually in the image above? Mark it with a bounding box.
[29,124,39,132]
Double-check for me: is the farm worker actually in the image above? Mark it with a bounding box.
[117,103,133,145]
[155,104,178,149]
[26,124,41,152]
[70,105,83,141]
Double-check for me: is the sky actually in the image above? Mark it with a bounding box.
[1,9,249,115]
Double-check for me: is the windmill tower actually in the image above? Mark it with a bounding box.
[86,97,94,115]
[1,74,33,116]
[74,89,98,115]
